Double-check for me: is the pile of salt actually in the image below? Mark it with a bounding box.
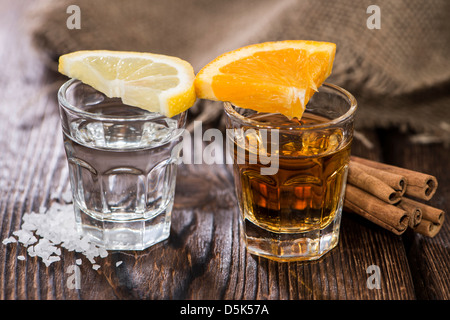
[2,198,109,268]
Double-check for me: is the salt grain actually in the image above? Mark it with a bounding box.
[2,200,109,267]
[43,256,61,267]
[116,261,123,267]
[2,236,16,245]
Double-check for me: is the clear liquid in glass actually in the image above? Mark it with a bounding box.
[63,103,183,250]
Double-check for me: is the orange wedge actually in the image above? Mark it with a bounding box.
[194,40,336,119]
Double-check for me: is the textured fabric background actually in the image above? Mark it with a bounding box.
[29,0,450,142]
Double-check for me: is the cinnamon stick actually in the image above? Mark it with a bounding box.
[350,161,406,196]
[351,156,438,201]
[401,197,445,224]
[348,162,402,204]
[414,219,443,238]
[397,199,422,228]
[344,184,409,235]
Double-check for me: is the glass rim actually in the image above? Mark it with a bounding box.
[223,83,357,130]
[58,78,175,122]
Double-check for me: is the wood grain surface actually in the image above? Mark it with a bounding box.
[0,1,448,300]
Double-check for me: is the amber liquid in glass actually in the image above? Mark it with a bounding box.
[233,112,351,235]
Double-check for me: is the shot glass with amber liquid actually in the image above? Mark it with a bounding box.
[225,83,357,261]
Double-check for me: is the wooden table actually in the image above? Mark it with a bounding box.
[0,1,448,301]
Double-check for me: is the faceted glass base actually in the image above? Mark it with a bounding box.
[242,210,342,262]
[74,203,172,251]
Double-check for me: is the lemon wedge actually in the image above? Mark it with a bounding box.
[58,50,196,117]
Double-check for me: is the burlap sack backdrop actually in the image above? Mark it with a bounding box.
[30,0,450,142]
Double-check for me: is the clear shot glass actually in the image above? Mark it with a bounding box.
[224,83,357,261]
[58,79,187,250]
